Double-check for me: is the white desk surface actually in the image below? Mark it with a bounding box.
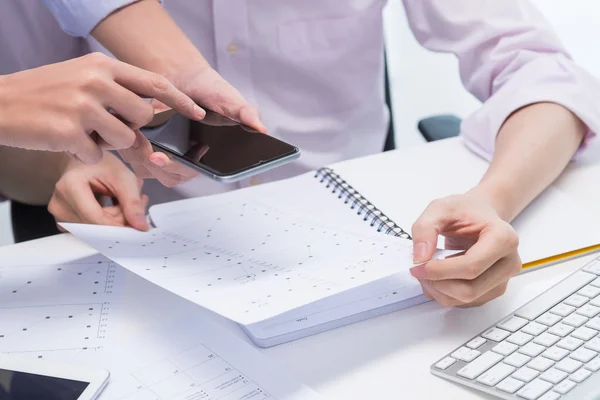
[8,138,600,400]
[4,229,594,400]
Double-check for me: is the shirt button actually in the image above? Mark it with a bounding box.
[226,43,239,55]
[250,177,260,186]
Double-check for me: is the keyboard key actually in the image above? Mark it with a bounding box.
[584,260,600,275]
[585,357,600,372]
[492,341,519,356]
[564,293,589,307]
[533,333,560,347]
[519,343,545,358]
[451,347,470,359]
[527,357,554,372]
[514,272,595,320]
[554,379,576,395]
[521,322,547,336]
[466,337,486,349]
[542,346,569,361]
[496,377,525,394]
[512,366,540,383]
[586,337,600,352]
[548,323,575,338]
[555,358,583,373]
[538,392,560,400]
[579,284,600,298]
[536,314,562,329]
[587,317,600,331]
[556,336,584,351]
[572,326,598,341]
[476,363,515,386]
[577,304,600,318]
[571,347,598,363]
[590,277,600,288]
[434,357,456,370]
[539,367,568,384]
[536,313,562,327]
[508,332,534,346]
[571,367,592,383]
[498,316,529,332]
[482,327,511,342]
[451,347,480,362]
[457,351,503,380]
[516,378,553,399]
[505,353,532,368]
[563,313,588,327]
[590,295,600,307]
[549,303,575,317]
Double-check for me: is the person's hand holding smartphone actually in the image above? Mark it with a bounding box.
[121,107,300,187]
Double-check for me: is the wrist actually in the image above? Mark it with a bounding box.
[466,179,519,222]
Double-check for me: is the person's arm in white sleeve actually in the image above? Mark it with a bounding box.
[41,0,150,38]
[404,0,597,307]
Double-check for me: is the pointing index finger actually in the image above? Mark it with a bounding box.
[112,62,205,121]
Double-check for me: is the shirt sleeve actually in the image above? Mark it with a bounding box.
[41,0,159,38]
[402,0,600,160]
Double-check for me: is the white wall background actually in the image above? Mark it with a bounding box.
[0,0,599,247]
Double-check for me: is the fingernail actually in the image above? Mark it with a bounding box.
[410,265,427,279]
[413,242,429,263]
[150,157,166,167]
[194,105,206,119]
[132,214,149,231]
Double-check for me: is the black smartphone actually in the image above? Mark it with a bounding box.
[142,108,300,183]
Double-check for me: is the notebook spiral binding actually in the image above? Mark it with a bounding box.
[315,168,411,239]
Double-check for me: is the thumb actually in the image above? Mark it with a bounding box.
[112,176,149,232]
[410,213,441,264]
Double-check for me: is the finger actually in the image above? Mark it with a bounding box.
[418,281,433,300]
[64,181,121,226]
[110,168,150,231]
[457,281,510,308]
[111,63,205,121]
[239,105,267,133]
[420,280,463,308]
[119,131,153,164]
[148,153,199,187]
[88,106,136,150]
[426,253,522,303]
[103,83,155,130]
[73,135,103,165]
[149,152,199,178]
[411,202,447,263]
[410,223,518,281]
[48,197,82,225]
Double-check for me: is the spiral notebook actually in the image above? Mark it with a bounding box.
[141,168,431,347]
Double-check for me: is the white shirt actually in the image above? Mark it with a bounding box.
[14,1,600,204]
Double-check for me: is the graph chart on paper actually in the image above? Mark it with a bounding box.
[63,199,418,325]
[112,343,274,400]
[0,255,121,361]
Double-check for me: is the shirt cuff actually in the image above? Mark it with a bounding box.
[461,55,599,161]
[43,0,162,38]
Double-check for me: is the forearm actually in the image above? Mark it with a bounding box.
[468,102,587,222]
[91,0,208,79]
[0,147,69,205]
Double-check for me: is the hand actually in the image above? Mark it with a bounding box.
[121,64,267,187]
[120,130,200,188]
[0,52,204,164]
[48,151,149,231]
[409,194,521,307]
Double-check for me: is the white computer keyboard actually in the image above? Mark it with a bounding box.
[431,256,600,400]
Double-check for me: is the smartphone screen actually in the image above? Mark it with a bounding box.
[144,109,300,182]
